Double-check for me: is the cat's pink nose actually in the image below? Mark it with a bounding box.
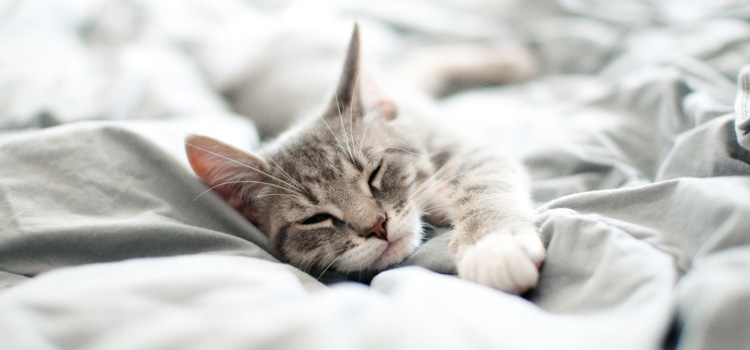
[365,216,388,241]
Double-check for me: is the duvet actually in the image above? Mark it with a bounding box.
[1,0,750,349]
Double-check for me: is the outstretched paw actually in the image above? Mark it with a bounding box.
[456,228,545,294]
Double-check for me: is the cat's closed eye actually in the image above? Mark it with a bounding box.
[368,162,383,192]
[300,213,334,225]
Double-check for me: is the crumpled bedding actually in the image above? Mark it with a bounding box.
[1,0,750,349]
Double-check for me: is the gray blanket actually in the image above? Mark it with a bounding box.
[1,0,750,349]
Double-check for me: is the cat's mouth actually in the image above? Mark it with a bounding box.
[372,236,412,269]
[369,215,424,270]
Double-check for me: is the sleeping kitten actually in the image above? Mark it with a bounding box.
[185,25,545,294]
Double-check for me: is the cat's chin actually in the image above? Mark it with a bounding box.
[369,217,424,270]
[371,237,411,270]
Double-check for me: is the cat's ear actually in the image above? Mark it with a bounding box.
[328,23,397,121]
[185,135,270,218]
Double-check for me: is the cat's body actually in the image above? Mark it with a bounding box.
[186,25,545,294]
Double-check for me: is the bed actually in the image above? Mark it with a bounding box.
[1,0,750,349]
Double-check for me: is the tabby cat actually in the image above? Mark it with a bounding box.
[185,25,545,294]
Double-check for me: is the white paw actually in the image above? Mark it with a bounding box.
[456,228,545,294]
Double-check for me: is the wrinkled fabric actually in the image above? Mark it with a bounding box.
[1,0,750,349]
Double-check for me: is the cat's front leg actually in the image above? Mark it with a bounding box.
[444,149,546,294]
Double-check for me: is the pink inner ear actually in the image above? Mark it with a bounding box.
[185,144,216,184]
[184,135,269,214]
[185,141,242,206]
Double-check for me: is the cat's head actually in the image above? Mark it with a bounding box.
[185,25,435,274]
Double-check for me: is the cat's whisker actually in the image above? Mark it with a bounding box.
[357,98,386,157]
[419,199,453,210]
[300,253,325,275]
[288,80,324,116]
[268,157,310,194]
[288,80,352,164]
[420,203,453,215]
[191,188,218,201]
[289,79,357,166]
[193,180,307,202]
[186,143,304,196]
[301,253,321,274]
[358,85,401,161]
[423,152,465,184]
[319,117,350,159]
[413,193,444,212]
[411,173,460,207]
[367,147,429,160]
[409,172,447,199]
[317,253,344,280]
[334,91,356,163]
[421,222,438,231]
[229,180,305,196]
[304,250,331,274]
[405,159,463,209]
[349,72,362,157]
[255,193,308,201]
[303,246,348,275]
[358,118,374,159]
